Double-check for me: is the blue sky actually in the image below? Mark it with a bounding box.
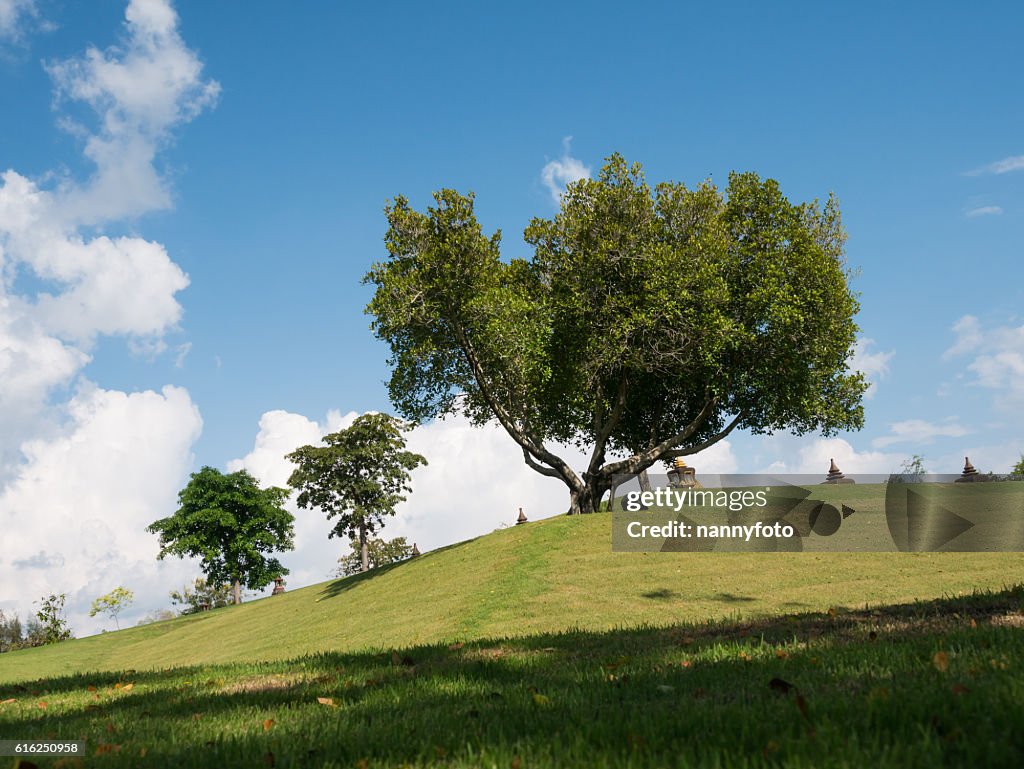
[1,0,1022,634]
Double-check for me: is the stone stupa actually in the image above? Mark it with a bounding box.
[822,458,855,484]
[955,457,982,483]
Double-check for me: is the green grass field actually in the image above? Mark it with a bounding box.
[1,505,1023,767]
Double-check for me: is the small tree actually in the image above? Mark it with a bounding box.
[34,593,73,644]
[89,586,134,630]
[136,609,177,626]
[286,413,427,573]
[1010,454,1024,479]
[901,454,927,480]
[169,578,233,614]
[334,536,413,577]
[0,610,23,653]
[147,467,295,605]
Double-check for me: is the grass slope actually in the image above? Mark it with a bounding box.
[1,588,1022,767]
[1,503,1021,684]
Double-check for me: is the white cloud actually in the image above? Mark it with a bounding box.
[966,155,1024,176]
[0,0,35,42]
[758,436,904,475]
[173,341,191,368]
[46,0,220,223]
[0,0,215,636]
[872,418,970,448]
[540,136,590,205]
[944,315,1024,410]
[0,384,203,636]
[850,337,893,398]
[965,205,1004,218]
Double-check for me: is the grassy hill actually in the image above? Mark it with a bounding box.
[2,502,1020,685]
[2,505,1024,767]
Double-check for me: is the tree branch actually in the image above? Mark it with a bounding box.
[587,376,628,478]
[601,399,743,478]
[523,447,563,478]
[450,321,582,488]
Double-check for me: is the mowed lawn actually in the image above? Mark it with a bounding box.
[0,589,1022,768]
[1,496,1023,767]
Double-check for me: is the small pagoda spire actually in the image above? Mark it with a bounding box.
[516,507,528,525]
[955,457,981,483]
[823,458,854,484]
[411,542,421,557]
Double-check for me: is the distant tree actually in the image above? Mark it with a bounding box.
[0,610,23,653]
[89,586,134,630]
[334,536,413,577]
[1011,455,1024,479]
[135,609,177,626]
[897,454,927,482]
[147,467,295,605]
[287,413,427,573]
[169,577,233,614]
[34,593,73,644]
[23,615,47,648]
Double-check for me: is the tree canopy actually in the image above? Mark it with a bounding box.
[286,413,427,573]
[365,154,867,513]
[89,586,134,630]
[147,467,295,604]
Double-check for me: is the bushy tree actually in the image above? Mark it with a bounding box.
[89,586,134,630]
[1010,455,1024,479]
[334,536,413,577]
[365,154,866,513]
[148,467,295,605]
[169,578,233,614]
[287,413,427,573]
[135,609,177,626]
[34,593,73,644]
[0,610,23,653]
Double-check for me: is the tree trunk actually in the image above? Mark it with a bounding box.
[232,579,242,605]
[568,476,611,514]
[360,523,369,572]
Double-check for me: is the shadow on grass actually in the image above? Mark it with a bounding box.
[2,586,1024,768]
[641,588,680,600]
[712,592,758,603]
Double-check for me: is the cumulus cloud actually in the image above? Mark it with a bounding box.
[540,136,590,205]
[965,155,1024,176]
[850,337,893,398]
[944,315,1024,410]
[871,418,970,448]
[758,436,904,475]
[0,385,203,636]
[0,0,215,635]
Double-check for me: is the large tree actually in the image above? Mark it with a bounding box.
[147,467,294,605]
[286,413,427,573]
[365,154,867,514]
